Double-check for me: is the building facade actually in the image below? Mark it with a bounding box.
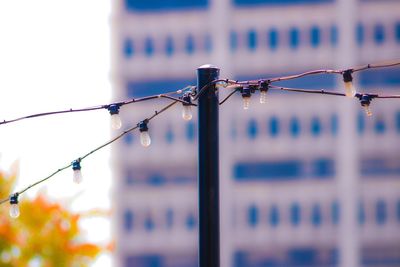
[111,0,400,266]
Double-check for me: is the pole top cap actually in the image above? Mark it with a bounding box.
[197,64,219,70]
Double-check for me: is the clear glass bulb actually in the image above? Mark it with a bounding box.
[344,81,356,98]
[111,114,122,130]
[140,131,151,147]
[182,105,193,121]
[363,105,372,117]
[260,91,267,104]
[243,96,251,110]
[73,169,83,184]
[9,204,20,218]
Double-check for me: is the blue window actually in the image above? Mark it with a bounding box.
[269,205,280,227]
[311,204,322,227]
[247,119,258,139]
[290,117,301,137]
[124,210,134,232]
[230,31,238,52]
[234,0,334,6]
[290,203,301,226]
[396,22,400,43]
[373,23,385,45]
[124,132,134,144]
[185,34,195,55]
[310,26,321,48]
[166,209,174,229]
[147,174,166,186]
[269,116,279,137]
[186,121,195,142]
[186,213,196,230]
[312,158,335,178]
[331,114,338,136]
[331,201,340,225]
[289,27,300,49]
[144,37,154,57]
[165,125,174,144]
[330,25,338,47]
[268,28,279,50]
[357,112,365,135]
[204,34,212,53]
[165,36,174,57]
[396,111,400,133]
[374,119,386,134]
[123,38,134,58]
[310,117,322,137]
[358,202,365,225]
[376,200,387,225]
[125,0,209,12]
[247,29,258,51]
[356,23,364,46]
[145,216,155,232]
[248,204,259,227]
[397,200,400,222]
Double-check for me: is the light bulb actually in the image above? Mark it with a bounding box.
[108,104,122,130]
[139,121,151,147]
[73,169,83,184]
[363,105,372,117]
[182,105,193,121]
[344,81,356,98]
[111,114,122,129]
[140,131,151,147]
[243,96,250,110]
[9,204,20,218]
[360,94,373,117]
[343,70,356,98]
[260,90,267,104]
[72,159,82,184]
[9,193,19,218]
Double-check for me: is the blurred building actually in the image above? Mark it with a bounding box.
[111,0,400,266]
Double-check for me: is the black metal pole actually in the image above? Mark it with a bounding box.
[197,64,220,267]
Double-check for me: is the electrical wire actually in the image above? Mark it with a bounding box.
[1,59,400,206]
[0,86,194,126]
[0,100,178,205]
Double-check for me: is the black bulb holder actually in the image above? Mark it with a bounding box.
[139,120,149,132]
[108,104,120,115]
[10,193,19,205]
[182,94,192,106]
[343,70,353,83]
[72,159,81,171]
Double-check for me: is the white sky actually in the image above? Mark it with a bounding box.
[0,1,113,266]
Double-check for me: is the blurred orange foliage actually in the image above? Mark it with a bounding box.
[0,165,102,267]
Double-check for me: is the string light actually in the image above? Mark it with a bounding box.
[72,159,83,184]
[108,104,122,130]
[358,94,374,117]
[342,70,357,98]
[9,193,20,218]
[139,120,151,147]
[181,94,193,121]
[259,81,269,104]
[1,60,400,212]
[241,86,252,110]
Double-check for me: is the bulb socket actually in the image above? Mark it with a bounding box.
[108,104,120,115]
[182,94,192,106]
[241,86,252,98]
[10,193,19,205]
[360,94,372,107]
[72,159,81,171]
[139,120,149,132]
[343,70,353,83]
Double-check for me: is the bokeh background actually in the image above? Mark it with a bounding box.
[1,0,400,267]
